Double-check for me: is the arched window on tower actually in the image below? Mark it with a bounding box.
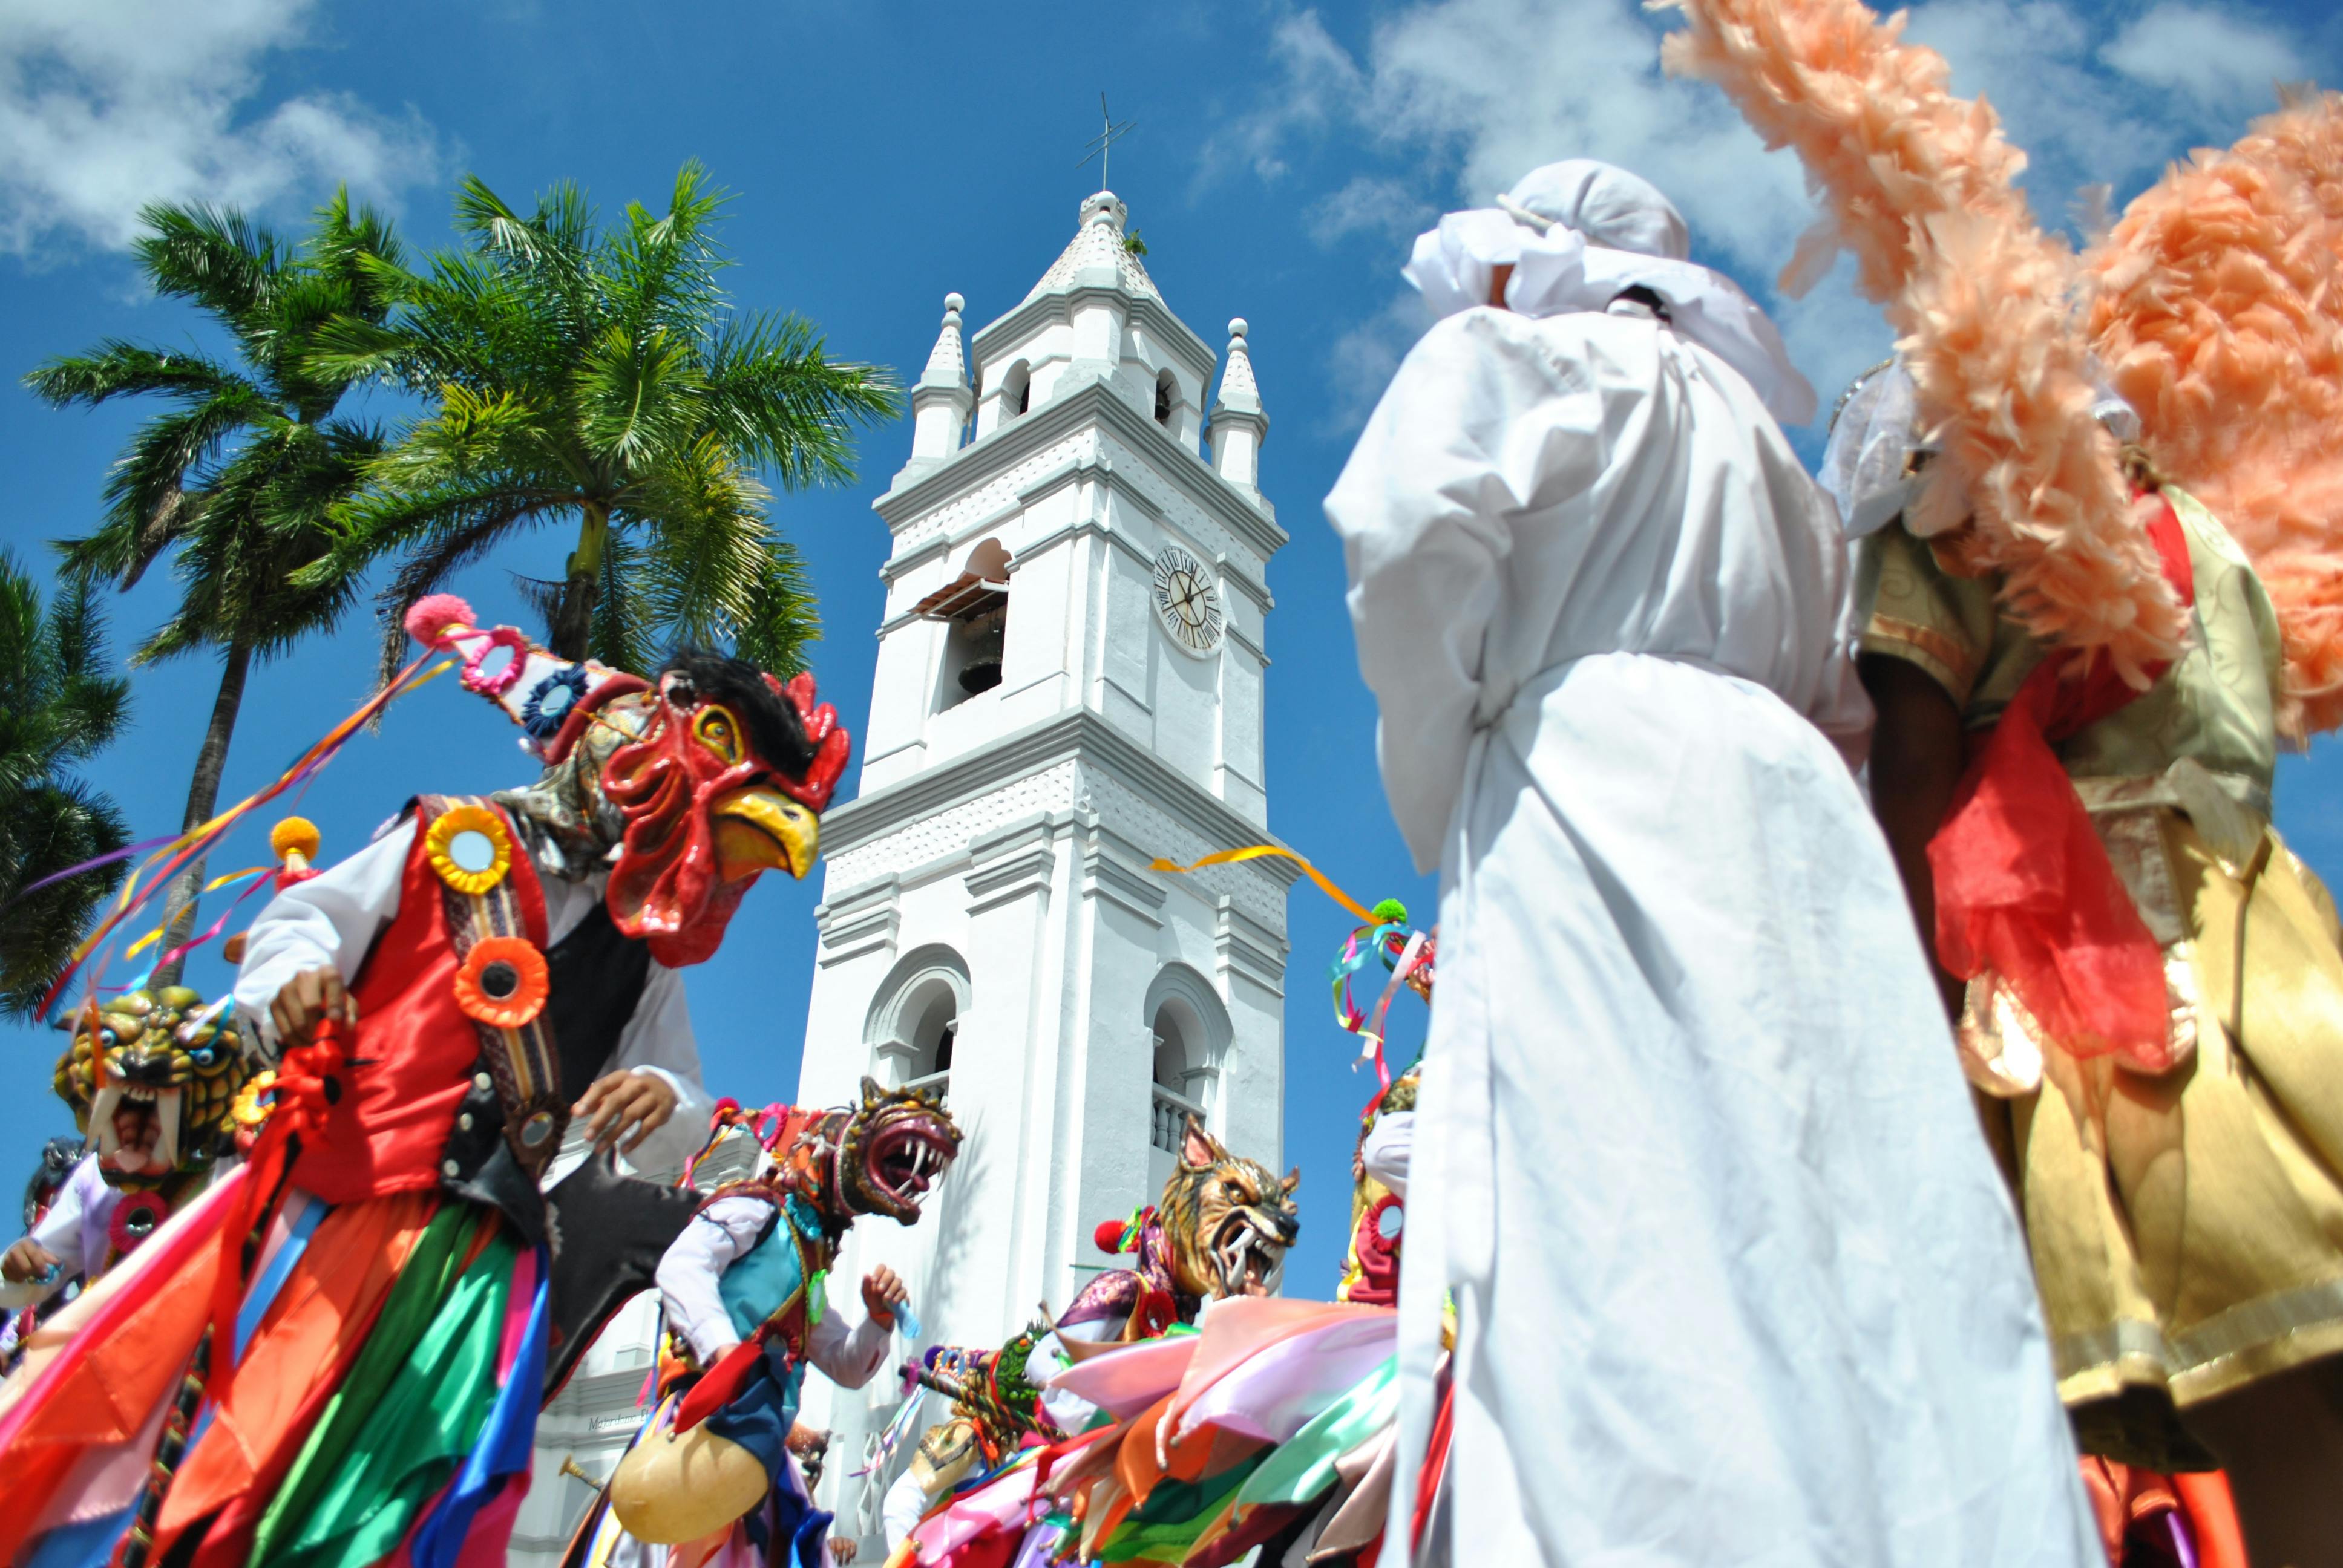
[917,538,1011,711]
[1143,968,1231,1191]
[867,946,969,1104]
[1153,368,1178,428]
[1150,999,1207,1156]
[1000,360,1031,423]
[906,998,955,1099]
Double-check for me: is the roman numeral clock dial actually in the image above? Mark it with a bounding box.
[1150,545,1225,658]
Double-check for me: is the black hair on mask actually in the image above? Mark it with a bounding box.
[659,647,816,778]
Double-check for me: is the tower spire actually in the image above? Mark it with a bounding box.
[1209,318,1268,491]
[906,292,972,466]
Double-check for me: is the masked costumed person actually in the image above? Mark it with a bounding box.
[1663,0,2343,1555]
[1323,158,2094,1566]
[885,1117,1300,1566]
[1,1137,90,1368]
[0,596,851,1568]
[566,1083,959,1568]
[2,985,252,1371]
[1819,111,2343,1568]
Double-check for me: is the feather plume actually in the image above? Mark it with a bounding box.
[2086,91,2343,735]
[1659,0,2186,683]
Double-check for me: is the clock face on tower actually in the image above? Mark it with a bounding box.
[1150,545,1225,658]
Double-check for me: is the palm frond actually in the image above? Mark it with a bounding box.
[588,531,656,675]
[730,532,821,678]
[133,203,284,331]
[364,500,546,687]
[24,341,260,410]
[575,324,707,471]
[701,312,900,486]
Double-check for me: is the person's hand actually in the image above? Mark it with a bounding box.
[827,1538,858,1564]
[575,1070,679,1154]
[2,1238,58,1284]
[270,965,355,1049]
[861,1264,907,1326]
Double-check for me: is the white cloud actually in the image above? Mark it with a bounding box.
[1323,289,1436,433]
[1223,0,2332,436]
[1217,0,1814,277]
[0,0,442,256]
[1308,175,1437,249]
[2099,2,2299,121]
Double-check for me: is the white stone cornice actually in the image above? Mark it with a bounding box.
[817,707,1302,893]
[873,377,1286,563]
[971,285,1217,386]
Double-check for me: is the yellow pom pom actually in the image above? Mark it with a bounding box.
[269,816,322,864]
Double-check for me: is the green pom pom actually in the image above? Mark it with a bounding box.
[1371,898,1409,924]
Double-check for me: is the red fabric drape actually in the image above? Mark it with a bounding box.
[1928,500,2195,1070]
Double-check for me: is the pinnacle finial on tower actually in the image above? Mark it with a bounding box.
[908,291,974,465]
[918,293,969,393]
[1210,318,1268,491]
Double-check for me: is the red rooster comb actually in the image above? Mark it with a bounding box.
[768,671,850,812]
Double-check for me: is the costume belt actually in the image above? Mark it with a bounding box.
[2068,759,2269,872]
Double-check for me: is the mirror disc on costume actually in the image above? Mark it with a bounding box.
[425,805,514,895]
[453,936,549,1028]
[520,1110,555,1148]
[110,1190,170,1255]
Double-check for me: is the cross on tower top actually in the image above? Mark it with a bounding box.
[1078,92,1136,191]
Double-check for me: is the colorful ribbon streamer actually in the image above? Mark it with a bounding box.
[34,653,454,1020]
[851,1385,929,1478]
[1146,846,1378,925]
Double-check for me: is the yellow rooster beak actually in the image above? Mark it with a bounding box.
[710,782,819,882]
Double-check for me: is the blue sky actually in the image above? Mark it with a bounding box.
[2,0,2338,1293]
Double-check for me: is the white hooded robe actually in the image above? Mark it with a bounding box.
[1327,300,2095,1567]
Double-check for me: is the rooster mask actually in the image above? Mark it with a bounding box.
[402,596,850,966]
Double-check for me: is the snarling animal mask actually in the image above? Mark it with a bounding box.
[54,987,249,1192]
[1159,1117,1300,1299]
[402,596,851,968]
[755,1077,960,1232]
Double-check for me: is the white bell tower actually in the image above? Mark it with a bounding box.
[793,190,1294,1545]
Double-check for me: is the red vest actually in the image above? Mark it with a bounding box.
[289,802,549,1206]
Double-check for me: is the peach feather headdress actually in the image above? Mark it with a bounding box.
[2085,89,2343,736]
[1659,0,2188,687]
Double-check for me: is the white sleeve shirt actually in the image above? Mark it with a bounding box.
[1360,1110,1415,1201]
[657,1194,892,1390]
[0,1154,114,1310]
[882,1465,932,1551]
[231,816,709,1178]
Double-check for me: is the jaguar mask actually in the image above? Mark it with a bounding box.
[54,987,248,1191]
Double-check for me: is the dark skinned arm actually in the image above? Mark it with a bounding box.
[1858,653,1970,1019]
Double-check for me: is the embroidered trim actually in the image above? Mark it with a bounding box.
[1861,615,1978,701]
[2050,1273,2343,1406]
[419,794,567,1169]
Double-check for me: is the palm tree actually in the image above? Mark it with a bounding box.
[25,194,400,982]
[0,555,131,1018]
[305,161,899,678]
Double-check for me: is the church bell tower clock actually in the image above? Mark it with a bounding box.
[790,189,1294,1548]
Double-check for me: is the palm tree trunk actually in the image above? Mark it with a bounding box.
[151,641,251,990]
[549,501,609,660]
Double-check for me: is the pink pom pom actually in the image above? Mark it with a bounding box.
[404,593,477,649]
